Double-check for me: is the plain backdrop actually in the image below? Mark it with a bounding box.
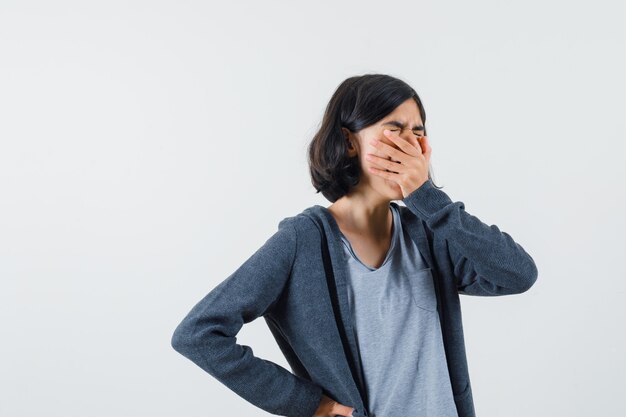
[1,1,625,416]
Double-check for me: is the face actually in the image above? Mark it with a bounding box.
[342,98,425,200]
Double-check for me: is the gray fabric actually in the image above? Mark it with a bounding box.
[171,178,539,417]
[340,204,458,417]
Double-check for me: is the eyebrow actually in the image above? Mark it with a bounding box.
[382,120,424,131]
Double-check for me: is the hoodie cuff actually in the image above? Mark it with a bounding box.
[401,178,453,218]
[293,381,324,417]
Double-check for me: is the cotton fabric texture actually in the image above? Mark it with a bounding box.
[171,178,539,417]
[340,203,458,417]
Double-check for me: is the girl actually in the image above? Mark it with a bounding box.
[171,73,538,417]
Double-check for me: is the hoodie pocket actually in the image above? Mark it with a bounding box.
[408,267,437,312]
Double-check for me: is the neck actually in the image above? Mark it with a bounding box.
[326,193,392,239]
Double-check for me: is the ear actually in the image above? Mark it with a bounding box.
[341,127,358,156]
[341,127,350,143]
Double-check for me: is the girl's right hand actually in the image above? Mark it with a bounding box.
[313,394,355,417]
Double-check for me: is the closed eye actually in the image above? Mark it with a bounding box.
[389,128,423,137]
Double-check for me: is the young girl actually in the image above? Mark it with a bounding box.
[171,73,538,417]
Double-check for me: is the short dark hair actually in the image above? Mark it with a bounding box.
[308,73,443,203]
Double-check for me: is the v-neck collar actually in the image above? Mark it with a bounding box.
[338,204,400,272]
[301,201,438,415]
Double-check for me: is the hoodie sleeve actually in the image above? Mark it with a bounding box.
[171,219,324,417]
[401,178,538,296]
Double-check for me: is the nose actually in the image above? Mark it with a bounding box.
[395,129,423,150]
[399,128,419,141]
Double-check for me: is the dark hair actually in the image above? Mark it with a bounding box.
[308,73,443,203]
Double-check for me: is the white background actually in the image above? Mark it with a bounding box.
[1,1,625,416]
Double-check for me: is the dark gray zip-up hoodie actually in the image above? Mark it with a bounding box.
[171,178,539,417]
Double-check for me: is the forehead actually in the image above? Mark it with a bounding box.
[380,98,423,126]
[378,98,425,132]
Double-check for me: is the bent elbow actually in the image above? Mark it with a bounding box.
[516,257,539,294]
[171,318,225,375]
[171,320,196,357]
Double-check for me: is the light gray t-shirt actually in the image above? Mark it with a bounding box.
[339,204,458,417]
